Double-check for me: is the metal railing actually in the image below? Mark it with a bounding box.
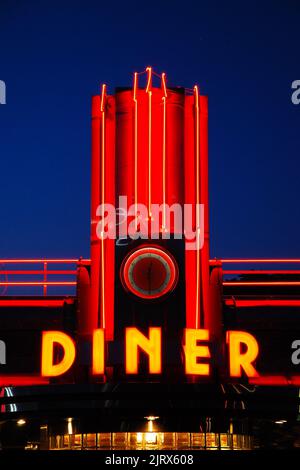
[219,258,300,287]
[1,257,300,296]
[0,259,90,296]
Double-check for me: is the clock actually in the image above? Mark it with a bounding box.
[120,246,178,300]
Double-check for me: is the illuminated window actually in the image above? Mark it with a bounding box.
[97,433,112,449]
[48,431,253,450]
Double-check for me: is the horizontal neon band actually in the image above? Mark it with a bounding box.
[0,270,77,275]
[224,270,300,275]
[0,259,90,264]
[225,299,300,307]
[0,299,74,307]
[0,282,76,286]
[0,375,49,386]
[223,281,300,286]
[221,259,300,264]
[249,375,300,386]
[2,259,299,264]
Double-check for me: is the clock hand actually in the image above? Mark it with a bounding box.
[147,260,153,294]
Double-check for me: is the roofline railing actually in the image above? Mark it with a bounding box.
[216,258,300,288]
[0,259,90,296]
[0,258,300,296]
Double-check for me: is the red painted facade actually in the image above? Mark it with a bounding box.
[87,68,213,342]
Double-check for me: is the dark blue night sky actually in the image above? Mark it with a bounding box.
[0,0,299,260]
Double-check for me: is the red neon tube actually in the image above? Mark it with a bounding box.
[0,270,77,275]
[249,375,300,386]
[0,376,49,386]
[0,299,74,307]
[0,281,76,286]
[224,270,300,275]
[0,259,89,264]
[225,299,300,307]
[223,281,300,286]
[221,259,300,263]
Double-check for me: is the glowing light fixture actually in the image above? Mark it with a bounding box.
[67,417,73,435]
[145,415,159,432]
[145,432,157,444]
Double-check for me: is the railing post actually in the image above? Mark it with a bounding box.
[43,262,47,296]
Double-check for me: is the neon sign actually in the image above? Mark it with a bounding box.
[40,327,260,379]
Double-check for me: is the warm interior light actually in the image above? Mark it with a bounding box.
[145,415,159,433]
[275,420,287,424]
[67,417,73,435]
[145,433,157,444]
[17,419,26,426]
[136,431,158,445]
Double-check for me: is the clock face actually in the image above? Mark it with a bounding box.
[121,246,178,300]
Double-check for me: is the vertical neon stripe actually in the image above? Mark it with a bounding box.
[162,72,167,231]
[194,85,200,329]
[133,72,138,231]
[146,67,152,218]
[100,84,106,330]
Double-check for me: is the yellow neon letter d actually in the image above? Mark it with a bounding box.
[41,331,76,377]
